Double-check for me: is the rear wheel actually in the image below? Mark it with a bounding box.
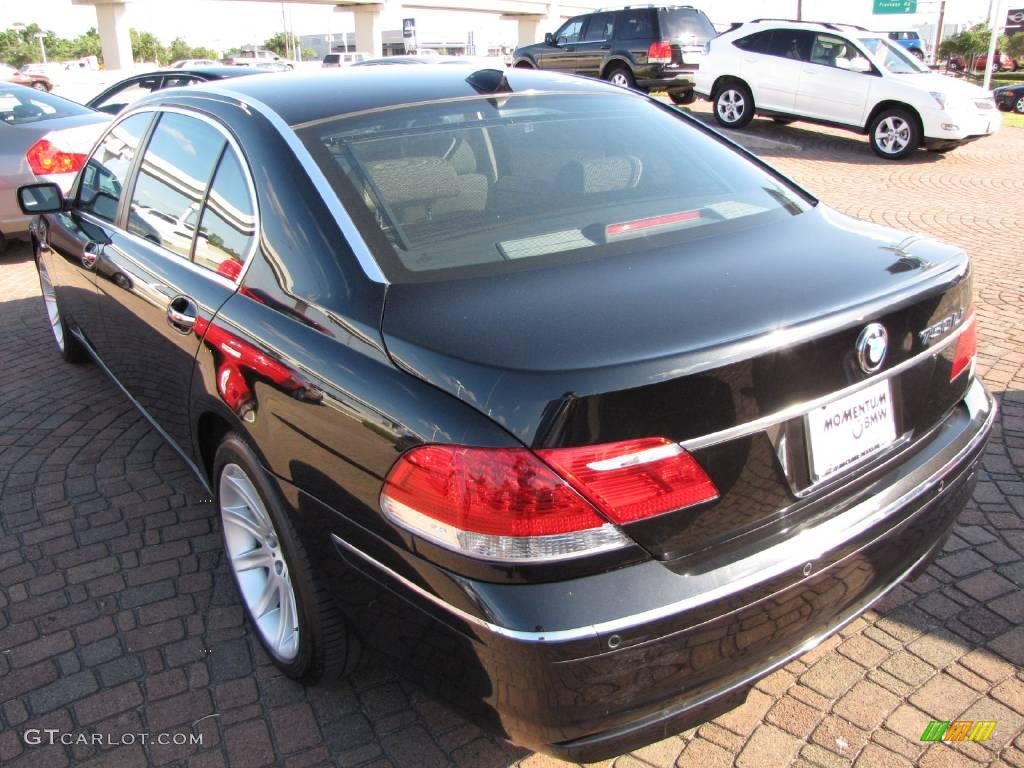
[215,433,358,683]
[605,65,636,90]
[36,228,88,364]
[713,82,754,128]
[669,89,696,105]
[32,81,48,91]
[868,108,919,160]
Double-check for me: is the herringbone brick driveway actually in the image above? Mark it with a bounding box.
[1,107,1022,768]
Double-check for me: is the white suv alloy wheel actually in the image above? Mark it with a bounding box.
[717,89,745,124]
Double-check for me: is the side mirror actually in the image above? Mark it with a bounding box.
[544,32,555,46]
[18,183,65,215]
[848,57,872,73]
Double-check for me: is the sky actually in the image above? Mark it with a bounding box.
[0,0,1002,53]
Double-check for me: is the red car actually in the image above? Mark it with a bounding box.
[0,63,52,91]
[949,52,1018,72]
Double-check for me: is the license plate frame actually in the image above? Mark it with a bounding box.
[805,379,898,483]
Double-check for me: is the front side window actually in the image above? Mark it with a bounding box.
[556,19,584,45]
[298,92,811,283]
[78,112,153,223]
[193,148,256,277]
[810,34,857,68]
[126,112,226,258]
[162,75,201,89]
[858,36,927,73]
[93,76,162,113]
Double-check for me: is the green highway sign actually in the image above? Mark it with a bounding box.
[873,0,917,13]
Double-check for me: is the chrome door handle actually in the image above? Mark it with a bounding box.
[82,241,100,269]
[166,296,197,334]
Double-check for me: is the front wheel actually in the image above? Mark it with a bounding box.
[36,231,88,364]
[1015,95,1024,114]
[868,108,919,160]
[713,82,754,128]
[605,65,636,90]
[215,433,358,683]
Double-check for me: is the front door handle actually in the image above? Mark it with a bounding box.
[82,241,101,269]
[167,295,197,334]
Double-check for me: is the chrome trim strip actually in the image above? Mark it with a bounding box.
[211,88,390,285]
[681,320,969,452]
[331,379,994,644]
[95,104,261,288]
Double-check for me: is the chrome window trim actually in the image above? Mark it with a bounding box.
[332,378,994,644]
[211,87,390,285]
[681,318,970,452]
[83,103,260,287]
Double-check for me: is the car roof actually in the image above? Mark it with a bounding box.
[732,19,872,34]
[188,65,618,127]
[149,65,260,79]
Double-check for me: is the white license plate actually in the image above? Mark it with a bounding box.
[805,379,897,481]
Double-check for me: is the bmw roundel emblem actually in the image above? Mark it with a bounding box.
[856,323,888,374]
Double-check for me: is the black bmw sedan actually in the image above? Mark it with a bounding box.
[994,83,1024,113]
[17,66,994,760]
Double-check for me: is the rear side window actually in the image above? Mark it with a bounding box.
[0,87,92,125]
[324,54,339,63]
[193,148,256,277]
[768,29,815,60]
[614,10,655,40]
[126,112,226,258]
[78,112,153,223]
[299,93,810,283]
[733,30,775,54]
[658,9,716,43]
[582,13,614,42]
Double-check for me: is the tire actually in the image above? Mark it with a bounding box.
[669,89,696,105]
[1016,95,1024,114]
[772,117,795,125]
[36,227,88,364]
[605,65,636,90]
[32,81,48,91]
[868,107,919,160]
[929,146,958,154]
[514,61,534,69]
[910,49,925,60]
[214,433,358,683]
[713,81,754,128]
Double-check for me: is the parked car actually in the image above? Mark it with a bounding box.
[881,30,928,60]
[1,62,52,91]
[322,52,370,68]
[994,83,1024,113]
[226,49,295,69]
[0,83,109,254]
[16,66,993,760]
[512,5,715,104]
[948,52,1019,72]
[85,66,267,115]
[170,58,219,69]
[695,20,1001,159]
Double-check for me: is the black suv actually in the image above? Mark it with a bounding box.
[512,5,715,103]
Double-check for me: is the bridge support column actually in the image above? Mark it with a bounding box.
[73,0,134,71]
[350,4,384,58]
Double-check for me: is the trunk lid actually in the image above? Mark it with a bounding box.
[381,206,973,561]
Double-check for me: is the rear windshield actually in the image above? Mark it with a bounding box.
[297,91,810,282]
[0,87,93,125]
[658,9,717,43]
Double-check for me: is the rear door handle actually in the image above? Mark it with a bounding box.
[167,295,197,334]
[82,241,101,269]
[600,44,611,49]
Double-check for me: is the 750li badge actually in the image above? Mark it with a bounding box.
[919,307,966,346]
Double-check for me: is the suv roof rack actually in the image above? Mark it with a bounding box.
[594,4,696,11]
[748,18,870,32]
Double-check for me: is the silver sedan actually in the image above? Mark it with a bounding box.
[0,84,110,254]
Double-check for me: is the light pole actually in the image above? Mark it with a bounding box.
[34,32,47,64]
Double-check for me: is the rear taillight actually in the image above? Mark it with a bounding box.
[380,438,717,562]
[26,139,87,176]
[950,309,976,382]
[538,438,718,524]
[647,41,673,64]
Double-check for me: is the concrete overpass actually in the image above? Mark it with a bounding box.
[72,0,604,69]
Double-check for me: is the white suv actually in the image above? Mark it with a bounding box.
[694,20,1000,159]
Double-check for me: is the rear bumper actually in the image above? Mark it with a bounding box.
[327,378,994,760]
[636,70,697,92]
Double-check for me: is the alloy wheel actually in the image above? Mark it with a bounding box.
[609,71,630,88]
[220,463,300,661]
[37,257,65,352]
[717,89,745,124]
[1016,96,1024,114]
[874,116,911,155]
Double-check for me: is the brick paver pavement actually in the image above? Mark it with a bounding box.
[1,106,1022,768]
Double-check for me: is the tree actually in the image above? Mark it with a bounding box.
[130,28,165,64]
[1006,32,1024,60]
[938,23,1009,63]
[263,31,301,59]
